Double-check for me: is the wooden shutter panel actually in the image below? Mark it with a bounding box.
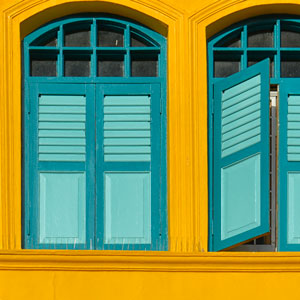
[279,80,300,251]
[96,84,162,250]
[25,83,95,249]
[212,59,270,251]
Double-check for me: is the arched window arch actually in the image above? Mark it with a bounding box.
[208,16,300,252]
[23,15,167,250]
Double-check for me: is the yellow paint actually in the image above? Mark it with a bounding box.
[2,0,300,298]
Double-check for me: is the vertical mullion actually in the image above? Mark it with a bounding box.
[85,84,96,249]
[275,20,281,79]
[57,25,63,77]
[95,85,105,249]
[124,25,130,77]
[241,25,247,70]
[91,19,97,78]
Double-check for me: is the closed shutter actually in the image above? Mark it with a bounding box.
[25,83,95,249]
[279,80,300,251]
[212,59,270,251]
[96,84,162,250]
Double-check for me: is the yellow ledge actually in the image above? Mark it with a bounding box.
[0,251,300,272]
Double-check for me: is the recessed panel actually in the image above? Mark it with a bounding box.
[104,172,151,244]
[287,173,300,244]
[221,154,261,240]
[39,172,86,244]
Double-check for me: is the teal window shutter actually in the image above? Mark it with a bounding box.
[279,80,300,251]
[212,59,270,251]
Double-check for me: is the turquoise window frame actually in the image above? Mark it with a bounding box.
[22,15,167,250]
[208,15,300,251]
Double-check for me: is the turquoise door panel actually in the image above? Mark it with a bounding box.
[104,172,151,244]
[279,80,300,251]
[39,172,86,244]
[221,154,261,240]
[213,59,270,251]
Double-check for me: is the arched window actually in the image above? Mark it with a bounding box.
[208,16,300,251]
[23,15,167,250]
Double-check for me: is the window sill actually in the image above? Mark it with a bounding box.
[1,251,300,272]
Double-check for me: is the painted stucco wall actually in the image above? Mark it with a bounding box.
[2,0,300,299]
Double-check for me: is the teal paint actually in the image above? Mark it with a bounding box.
[103,95,150,105]
[104,172,151,244]
[104,154,151,162]
[104,130,151,138]
[213,59,270,251]
[221,154,261,240]
[39,95,86,105]
[287,172,300,244]
[39,172,86,244]
[39,130,85,137]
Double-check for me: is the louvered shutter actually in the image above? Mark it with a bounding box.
[25,83,95,249]
[212,59,270,251]
[96,84,162,250]
[279,80,300,251]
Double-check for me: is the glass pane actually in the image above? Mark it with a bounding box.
[214,60,240,77]
[281,30,300,47]
[33,32,57,47]
[43,36,57,47]
[64,57,90,77]
[248,58,274,77]
[31,58,56,77]
[98,26,124,47]
[131,33,153,47]
[215,33,241,48]
[98,57,124,77]
[131,56,158,77]
[281,59,300,77]
[64,28,90,47]
[248,30,273,47]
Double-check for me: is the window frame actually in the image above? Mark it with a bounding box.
[22,14,168,251]
[208,15,300,251]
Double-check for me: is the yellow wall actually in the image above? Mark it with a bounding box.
[2,0,300,299]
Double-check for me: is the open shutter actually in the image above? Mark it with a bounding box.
[25,83,95,249]
[279,80,300,251]
[212,59,270,251]
[96,83,165,250]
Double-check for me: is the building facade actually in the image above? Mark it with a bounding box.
[1,0,300,299]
